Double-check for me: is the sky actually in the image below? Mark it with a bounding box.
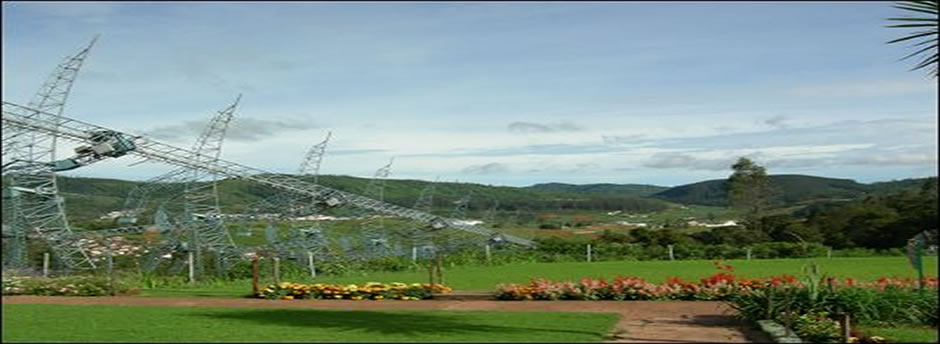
[2,1,937,187]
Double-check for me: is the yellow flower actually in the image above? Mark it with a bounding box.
[333,295,343,299]
[411,283,423,287]
[374,295,384,300]
[280,295,294,300]
[278,282,291,289]
[849,337,859,343]
[351,296,363,300]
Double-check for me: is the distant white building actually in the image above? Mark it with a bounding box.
[453,219,484,226]
[702,220,738,228]
[615,221,648,227]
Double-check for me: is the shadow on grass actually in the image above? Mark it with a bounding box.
[196,308,606,338]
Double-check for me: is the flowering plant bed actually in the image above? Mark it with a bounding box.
[494,261,938,301]
[256,282,452,300]
[2,275,132,296]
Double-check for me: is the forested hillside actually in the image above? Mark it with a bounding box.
[651,175,931,206]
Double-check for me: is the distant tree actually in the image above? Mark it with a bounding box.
[727,157,776,231]
[886,1,938,78]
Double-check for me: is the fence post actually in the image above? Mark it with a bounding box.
[273,257,281,285]
[107,244,116,296]
[485,244,491,264]
[668,244,675,261]
[187,250,195,285]
[436,254,444,285]
[840,313,851,343]
[42,253,50,277]
[586,244,592,262]
[746,248,752,260]
[411,246,418,262]
[307,251,316,278]
[251,254,260,296]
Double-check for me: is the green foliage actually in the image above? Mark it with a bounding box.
[886,1,939,78]
[653,175,930,207]
[779,310,841,343]
[728,157,776,225]
[524,182,669,197]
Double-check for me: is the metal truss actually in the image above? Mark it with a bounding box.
[1,102,536,248]
[2,37,99,270]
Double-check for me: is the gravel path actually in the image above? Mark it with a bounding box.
[2,296,769,343]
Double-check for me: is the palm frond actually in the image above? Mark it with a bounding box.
[886,1,939,77]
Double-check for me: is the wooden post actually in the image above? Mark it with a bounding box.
[307,251,316,278]
[746,248,752,260]
[42,253,50,277]
[187,250,195,285]
[251,254,260,296]
[668,244,675,261]
[428,259,436,285]
[107,245,115,296]
[485,244,491,264]
[273,257,281,285]
[587,244,592,262]
[840,313,851,343]
[435,254,444,285]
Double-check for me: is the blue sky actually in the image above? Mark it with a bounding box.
[2,2,936,187]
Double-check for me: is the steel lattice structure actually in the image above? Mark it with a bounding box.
[1,101,536,248]
[2,37,99,270]
[353,159,395,258]
[129,97,241,274]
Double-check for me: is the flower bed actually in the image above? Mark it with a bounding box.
[494,261,938,301]
[256,282,452,300]
[2,275,131,296]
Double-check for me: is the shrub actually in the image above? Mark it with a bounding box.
[1,275,132,296]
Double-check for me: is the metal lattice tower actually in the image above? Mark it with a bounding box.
[3,37,98,270]
[180,96,240,274]
[131,97,241,273]
[1,102,536,248]
[243,131,333,216]
[298,131,331,183]
[356,159,394,257]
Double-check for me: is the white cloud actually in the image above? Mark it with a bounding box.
[786,79,936,98]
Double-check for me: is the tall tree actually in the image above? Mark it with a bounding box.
[727,157,775,231]
[886,1,938,78]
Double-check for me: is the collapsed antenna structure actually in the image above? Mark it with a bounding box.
[128,97,241,274]
[238,131,335,264]
[2,37,99,270]
[352,159,395,258]
[2,102,536,248]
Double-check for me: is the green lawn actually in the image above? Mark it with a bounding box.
[137,256,937,297]
[1,304,618,342]
[858,326,939,343]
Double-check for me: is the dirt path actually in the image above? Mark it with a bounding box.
[2,296,769,343]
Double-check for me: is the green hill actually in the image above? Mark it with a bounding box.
[4,174,932,224]
[652,175,932,206]
[523,182,668,197]
[4,174,669,223]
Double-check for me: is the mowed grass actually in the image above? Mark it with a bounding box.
[139,256,938,297]
[858,326,939,343]
[1,304,618,343]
